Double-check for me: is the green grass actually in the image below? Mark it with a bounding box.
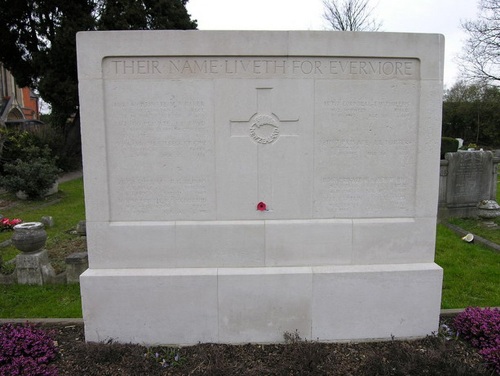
[1,177,499,318]
[436,224,500,309]
[0,178,85,318]
[0,178,86,273]
[0,284,82,318]
[448,217,500,244]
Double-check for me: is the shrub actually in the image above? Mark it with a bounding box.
[0,144,60,200]
[0,323,58,376]
[0,126,80,175]
[0,131,45,171]
[454,307,500,374]
[441,137,459,159]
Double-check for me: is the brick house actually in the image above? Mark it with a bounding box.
[0,63,40,122]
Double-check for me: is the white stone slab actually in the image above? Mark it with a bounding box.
[85,221,176,268]
[81,268,219,344]
[175,221,265,267]
[218,267,312,343]
[312,263,443,340]
[265,219,352,266]
[81,264,442,344]
[352,218,437,264]
[77,30,444,345]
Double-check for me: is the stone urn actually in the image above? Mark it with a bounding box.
[477,200,500,219]
[11,222,47,253]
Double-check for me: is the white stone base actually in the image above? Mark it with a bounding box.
[81,263,442,345]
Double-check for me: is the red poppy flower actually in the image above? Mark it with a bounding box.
[257,202,267,211]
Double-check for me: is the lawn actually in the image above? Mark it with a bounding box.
[435,224,500,309]
[0,178,86,318]
[0,177,499,318]
[0,178,86,274]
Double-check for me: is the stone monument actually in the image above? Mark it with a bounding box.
[439,151,500,218]
[77,31,444,344]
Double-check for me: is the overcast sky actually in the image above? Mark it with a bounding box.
[186,0,480,88]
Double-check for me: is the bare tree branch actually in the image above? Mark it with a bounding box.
[323,0,381,31]
[460,0,500,83]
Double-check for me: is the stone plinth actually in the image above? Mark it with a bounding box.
[16,250,55,285]
[65,252,89,283]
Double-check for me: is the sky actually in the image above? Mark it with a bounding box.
[186,0,480,88]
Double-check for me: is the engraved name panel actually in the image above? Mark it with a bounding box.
[313,80,419,218]
[105,79,216,221]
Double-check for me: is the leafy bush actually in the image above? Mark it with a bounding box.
[0,144,60,200]
[454,307,500,374]
[441,137,459,159]
[1,127,79,174]
[0,323,58,376]
[1,131,45,171]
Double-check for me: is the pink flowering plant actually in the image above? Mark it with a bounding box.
[453,307,500,374]
[0,217,22,231]
[0,323,59,376]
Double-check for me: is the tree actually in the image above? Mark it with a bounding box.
[322,0,382,31]
[460,0,500,83]
[0,0,196,125]
[0,0,197,169]
[442,81,500,147]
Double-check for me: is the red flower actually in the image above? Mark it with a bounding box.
[0,217,22,231]
[257,202,267,211]
[10,219,22,226]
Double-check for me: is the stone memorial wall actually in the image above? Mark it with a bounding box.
[77,31,444,345]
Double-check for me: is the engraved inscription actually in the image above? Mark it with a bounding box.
[100,53,422,221]
[447,152,492,203]
[104,57,419,79]
[105,80,216,220]
[314,80,418,218]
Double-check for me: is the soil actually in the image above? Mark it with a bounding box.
[38,321,495,376]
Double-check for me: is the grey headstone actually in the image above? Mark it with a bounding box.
[445,151,494,206]
[76,220,86,236]
[41,216,55,228]
[65,252,89,284]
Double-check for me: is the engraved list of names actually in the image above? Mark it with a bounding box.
[103,55,420,221]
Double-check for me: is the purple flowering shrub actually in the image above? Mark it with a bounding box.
[454,307,500,374]
[0,323,58,376]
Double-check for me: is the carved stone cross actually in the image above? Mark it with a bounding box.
[229,87,299,209]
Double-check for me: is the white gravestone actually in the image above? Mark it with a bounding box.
[77,31,444,345]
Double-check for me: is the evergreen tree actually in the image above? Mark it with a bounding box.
[443,81,500,147]
[0,0,197,168]
[1,0,196,124]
